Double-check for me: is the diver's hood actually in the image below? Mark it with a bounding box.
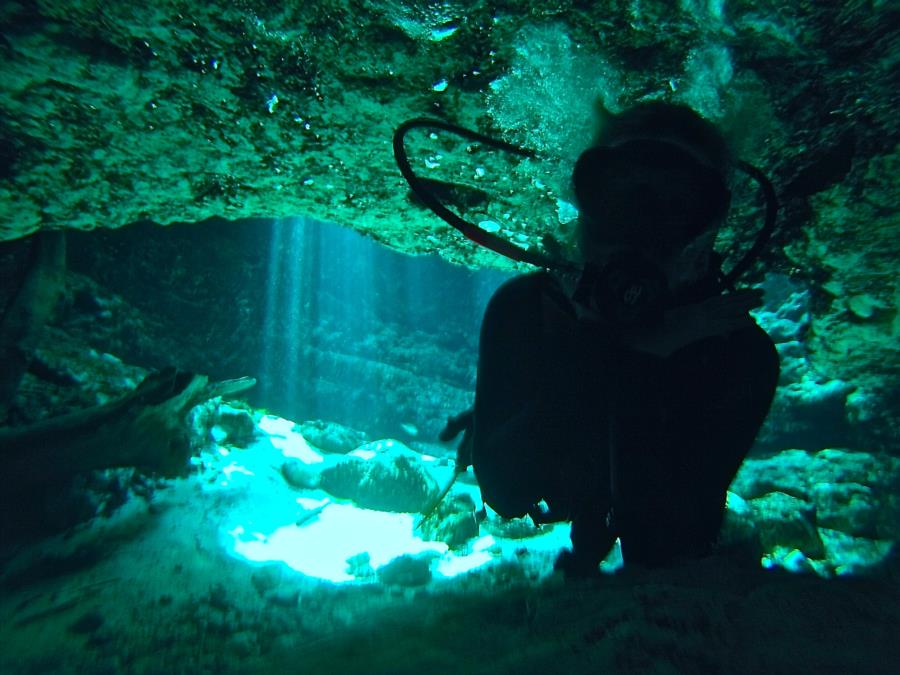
[572,139,732,253]
[393,118,778,289]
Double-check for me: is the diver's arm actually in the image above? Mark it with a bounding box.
[620,288,763,358]
[471,273,578,516]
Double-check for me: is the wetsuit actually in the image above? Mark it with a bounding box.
[472,270,779,567]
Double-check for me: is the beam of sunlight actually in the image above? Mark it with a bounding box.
[259,218,286,404]
[202,414,574,585]
[227,504,447,583]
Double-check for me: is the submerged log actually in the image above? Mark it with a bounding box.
[0,368,255,494]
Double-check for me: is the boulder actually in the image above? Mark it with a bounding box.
[318,445,439,512]
[377,553,433,587]
[818,528,894,575]
[734,448,900,544]
[210,404,257,448]
[731,450,813,500]
[281,459,321,490]
[297,419,368,455]
[750,491,825,559]
[811,482,877,539]
[418,493,479,549]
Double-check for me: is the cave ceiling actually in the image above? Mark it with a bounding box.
[1,0,899,436]
[0,2,894,266]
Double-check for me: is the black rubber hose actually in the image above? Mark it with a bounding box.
[723,161,780,286]
[393,118,571,270]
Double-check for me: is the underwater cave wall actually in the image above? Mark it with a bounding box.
[1,1,898,446]
[57,217,505,442]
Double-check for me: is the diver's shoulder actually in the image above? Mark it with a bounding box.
[489,271,559,305]
[481,271,560,326]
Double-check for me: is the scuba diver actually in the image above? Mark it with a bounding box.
[395,101,780,576]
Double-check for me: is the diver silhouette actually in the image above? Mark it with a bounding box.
[436,102,779,576]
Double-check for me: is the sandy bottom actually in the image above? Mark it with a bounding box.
[2,434,899,675]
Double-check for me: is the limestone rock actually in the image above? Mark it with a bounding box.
[818,528,894,575]
[808,448,887,485]
[418,493,480,549]
[281,459,321,490]
[752,276,858,451]
[809,449,900,540]
[731,449,813,500]
[210,404,257,448]
[345,552,376,580]
[719,492,763,559]
[752,276,810,345]
[734,448,900,547]
[297,419,368,455]
[811,482,877,539]
[760,377,855,451]
[785,148,900,451]
[377,553,433,587]
[749,492,824,559]
[318,446,439,512]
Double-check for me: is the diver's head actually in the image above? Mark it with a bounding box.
[573,102,733,269]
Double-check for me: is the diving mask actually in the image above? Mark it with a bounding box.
[393,118,778,325]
